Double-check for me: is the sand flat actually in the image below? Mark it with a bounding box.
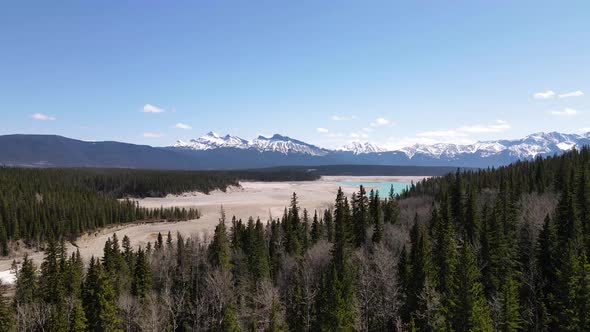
[0,175,428,282]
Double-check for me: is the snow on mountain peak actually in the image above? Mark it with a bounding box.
[173,130,590,160]
[250,134,328,156]
[341,141,385,154]
[173,132,248,150]
[174,132,328,156]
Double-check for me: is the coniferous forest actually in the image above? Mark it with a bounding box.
[2,147,590,331]
[0,167,318,252]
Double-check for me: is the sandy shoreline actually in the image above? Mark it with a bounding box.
[0,175,429,284]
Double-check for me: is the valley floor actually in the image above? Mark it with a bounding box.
[0,175,426,284]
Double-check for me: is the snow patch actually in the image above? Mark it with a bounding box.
[0,269,16,285]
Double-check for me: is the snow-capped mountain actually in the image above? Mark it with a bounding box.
[399,132,587,161]
[3,131,590,170]
[174,132,329,156]
[341,141,385,154]
[173,131,590,163]
[249,134,329,156]
[174,132,249,150]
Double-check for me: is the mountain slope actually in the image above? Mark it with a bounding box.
[174,132,329,156]
[1,131,589,170]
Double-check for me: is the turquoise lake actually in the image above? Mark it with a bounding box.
[338,181,411,196]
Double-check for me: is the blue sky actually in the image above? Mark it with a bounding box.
[1,1,589,149]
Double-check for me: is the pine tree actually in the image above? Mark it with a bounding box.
[14,254,37,305]
[406,217,437,330]
[538,214,559,329]
[249,219,270,281]
[82,257,122,332]
[209,212,232,270]
[316,187,357,331]
[220,306,241,332]
[451,242,493,332]
[432,205,458,306]
[397,245,411,323]
[156,231,163,250]
[0,281,15,332]
[310,210,323,244]
[464,188,481,244]
[384,184,400,224]
[69,301,87,332]
[0,217,8,256]
[131,247,151,299]
[451,169,465,226]
[324,209,334,242]
[285,193,302,255]
[371,190,384,244]
[499,273,523,332]
[352,186,369,247]
[267,298,288,332]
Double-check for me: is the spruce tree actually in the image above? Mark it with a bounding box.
[14,254,37,305]
[209,215,232,270]
[316,187,357,331]
[0,282,14,332]
[451,242,493,332]
[310,210,323,244]
[131,247,151,299]
[352,186,368,247]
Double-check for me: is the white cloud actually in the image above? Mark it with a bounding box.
[417,130,467,138]
[143,104,165,113]
[362,127,373,132]
[370,117,391,127]
[31,113,56,121]
[143,132,164,138]
[459,120,511,133]
[417,120,510,138]
[577,127,590,133]
[534,90,556,99]
[382,136,476,151]
[551,108,578,116]
[331,115,356,121]
[350,132,369,139]
[175,122,192,130]
[316,127,329,133]
[558,90,584,98]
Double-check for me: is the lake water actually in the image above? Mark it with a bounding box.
[337,181,411,196]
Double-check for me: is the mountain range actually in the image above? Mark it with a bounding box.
[1,131,588,170]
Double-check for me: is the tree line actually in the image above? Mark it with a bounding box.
[1,146,590,330]
[0,167,317,255]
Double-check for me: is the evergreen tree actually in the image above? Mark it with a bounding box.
[498,272,523,332]
[384,184,400,224]
[14,254,37,305]
[352,186,369,247]
[219,306,241,332]
[310,210,323,244]
[316,187,357,331]
[406,217,437,330]
[267,298,288,332]
[451,242,493,332]
[69,301,88,332]
[209,213,232,270]
[131,247,151,299]
[82,257,121,332]
[371,190,384,244]
[0,282,14,332]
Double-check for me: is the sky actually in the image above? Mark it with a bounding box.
[1,1,589,150]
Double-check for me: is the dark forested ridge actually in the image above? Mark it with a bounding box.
[0,167,318,252]
[258,164,461,176]
[3,147,590,331]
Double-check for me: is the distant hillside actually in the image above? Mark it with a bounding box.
[1,132,588,170]
[261,165,460,176]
